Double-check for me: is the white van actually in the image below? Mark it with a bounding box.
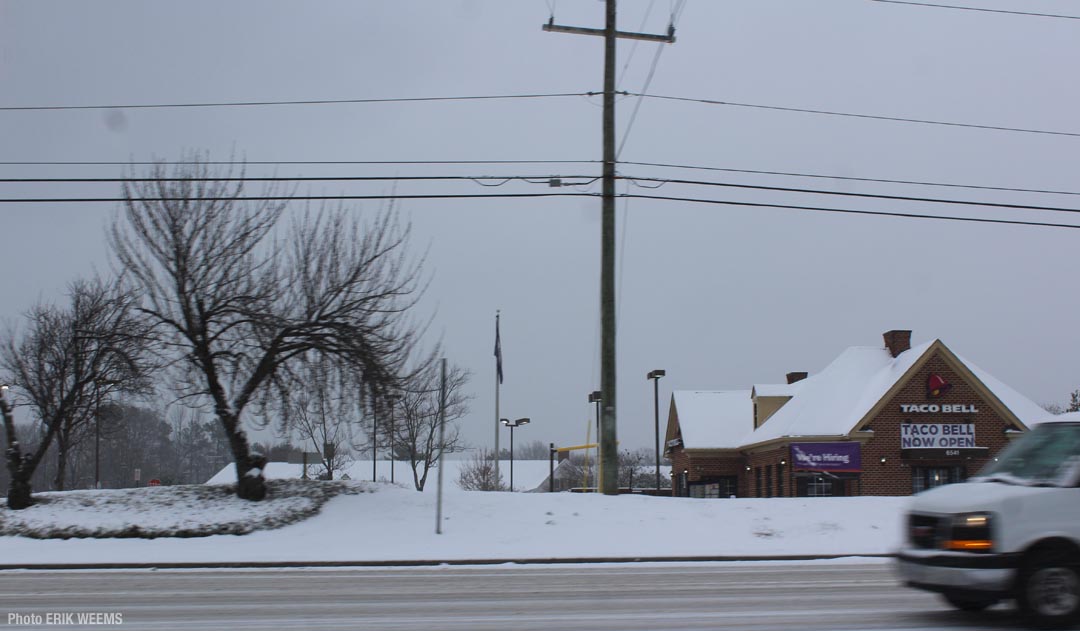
[896,413,1080,628]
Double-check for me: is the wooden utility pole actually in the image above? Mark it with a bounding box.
[544,2,674,495]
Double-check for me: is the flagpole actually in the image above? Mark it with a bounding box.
[494,311,501,488]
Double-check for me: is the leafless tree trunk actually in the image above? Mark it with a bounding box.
[0,278,153,509]
[287,356,356,481]
[110,158,428,501]
[391,362,470,491]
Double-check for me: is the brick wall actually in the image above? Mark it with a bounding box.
[858,352,1015,496]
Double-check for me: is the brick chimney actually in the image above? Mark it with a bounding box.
[883,330,912,358]
[786,372,808,384]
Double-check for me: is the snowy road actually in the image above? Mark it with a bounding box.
[0,561,1025,630]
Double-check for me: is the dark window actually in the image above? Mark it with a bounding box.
[912,466,965,494]
[688,476,738,498]
[796,475,835,497]
[755,467,762,498]
[777,465,785,497]
[765,465,773,498]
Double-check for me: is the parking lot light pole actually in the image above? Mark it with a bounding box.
[500,417,530,491]
[647,370,666,493]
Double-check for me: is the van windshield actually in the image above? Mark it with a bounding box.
[976,423,1080,486]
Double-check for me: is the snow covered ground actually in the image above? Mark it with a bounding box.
[0,481,911,566]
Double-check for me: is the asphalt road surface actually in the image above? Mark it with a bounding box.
[0,561,1033,631]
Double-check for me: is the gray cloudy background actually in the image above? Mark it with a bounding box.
[1,0,1078,454]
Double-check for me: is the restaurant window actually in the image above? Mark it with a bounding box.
[765,465,773,498]
[755,467,762,498]
[688,476,738,498]
[796,475,835,497]
[912,466,965,494]
[777,464,784,497]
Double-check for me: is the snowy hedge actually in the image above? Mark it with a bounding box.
[0,479,367,539]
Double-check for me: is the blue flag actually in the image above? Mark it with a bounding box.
[494,314,503,384]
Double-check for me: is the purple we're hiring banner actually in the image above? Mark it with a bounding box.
[790,443,862,472]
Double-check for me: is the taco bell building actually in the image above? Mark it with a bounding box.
[664,330,1048,498]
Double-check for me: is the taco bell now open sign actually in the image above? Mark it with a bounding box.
[901,423,976,449]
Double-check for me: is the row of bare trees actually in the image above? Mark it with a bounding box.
[1,158,466,509]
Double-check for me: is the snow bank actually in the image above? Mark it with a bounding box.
[0,483,911,565]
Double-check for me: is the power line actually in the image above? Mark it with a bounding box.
[619,193,1080,230]
[4,157,1075,198]
[634,93,1080,138]
[867,0,1080,20]
[0,92,596,112]
[620,176,1080,216]
[0,174,598,185]
[0,159,598,167]
[0,192,598,204]
[7,172,1078,214]
[620,160,1080,197]
[8,171,1080,217]
[3,187,1078,229]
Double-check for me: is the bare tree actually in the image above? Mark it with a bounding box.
[287,356,356,481]
[0,278,153,509]
[391,362,470,490]
[457,449,506,491]
[110,159,427,500]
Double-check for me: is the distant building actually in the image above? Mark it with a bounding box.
[665,330,1047,498]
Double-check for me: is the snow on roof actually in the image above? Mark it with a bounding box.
[748,341,933,444]
[959,354,1050,429]
[672,390,753,449]
[674,337,1048,450]
[1018,410,1080,427]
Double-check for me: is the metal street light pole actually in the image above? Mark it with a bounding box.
[370,391,378,482]
[93,378,119,489]
[388,393,401,484]
[647,370,666,493]
[500,417,530,491]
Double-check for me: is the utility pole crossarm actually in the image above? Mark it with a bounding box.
[543,22,676,43]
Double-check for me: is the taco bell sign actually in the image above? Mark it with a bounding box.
[790,442,862,472]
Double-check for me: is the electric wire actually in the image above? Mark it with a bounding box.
[5,173,1079,215]
[618,193,1080,230]
[2,187,1078,229]
[0,159,599,167]
[619,176,1080,216]
[620,160,1080,197]
[634,93,1080,138]
[6,158,1074,198]
[0,92,596,112]
[0,192,597,204]
[0,174,599,185]
[867,0,1080,20]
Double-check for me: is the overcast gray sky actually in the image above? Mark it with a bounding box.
[2,0,1079,454]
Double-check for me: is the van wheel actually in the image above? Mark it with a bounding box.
[942,593,997,611]
[1019,551,1080,628]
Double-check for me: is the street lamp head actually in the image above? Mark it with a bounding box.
[500,418,510,426]
[648,369,666,380]
[516,417,530,426]
[588,390,602,403]
[502,417,530,428]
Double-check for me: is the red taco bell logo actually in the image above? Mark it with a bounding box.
[927,374,952,398]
